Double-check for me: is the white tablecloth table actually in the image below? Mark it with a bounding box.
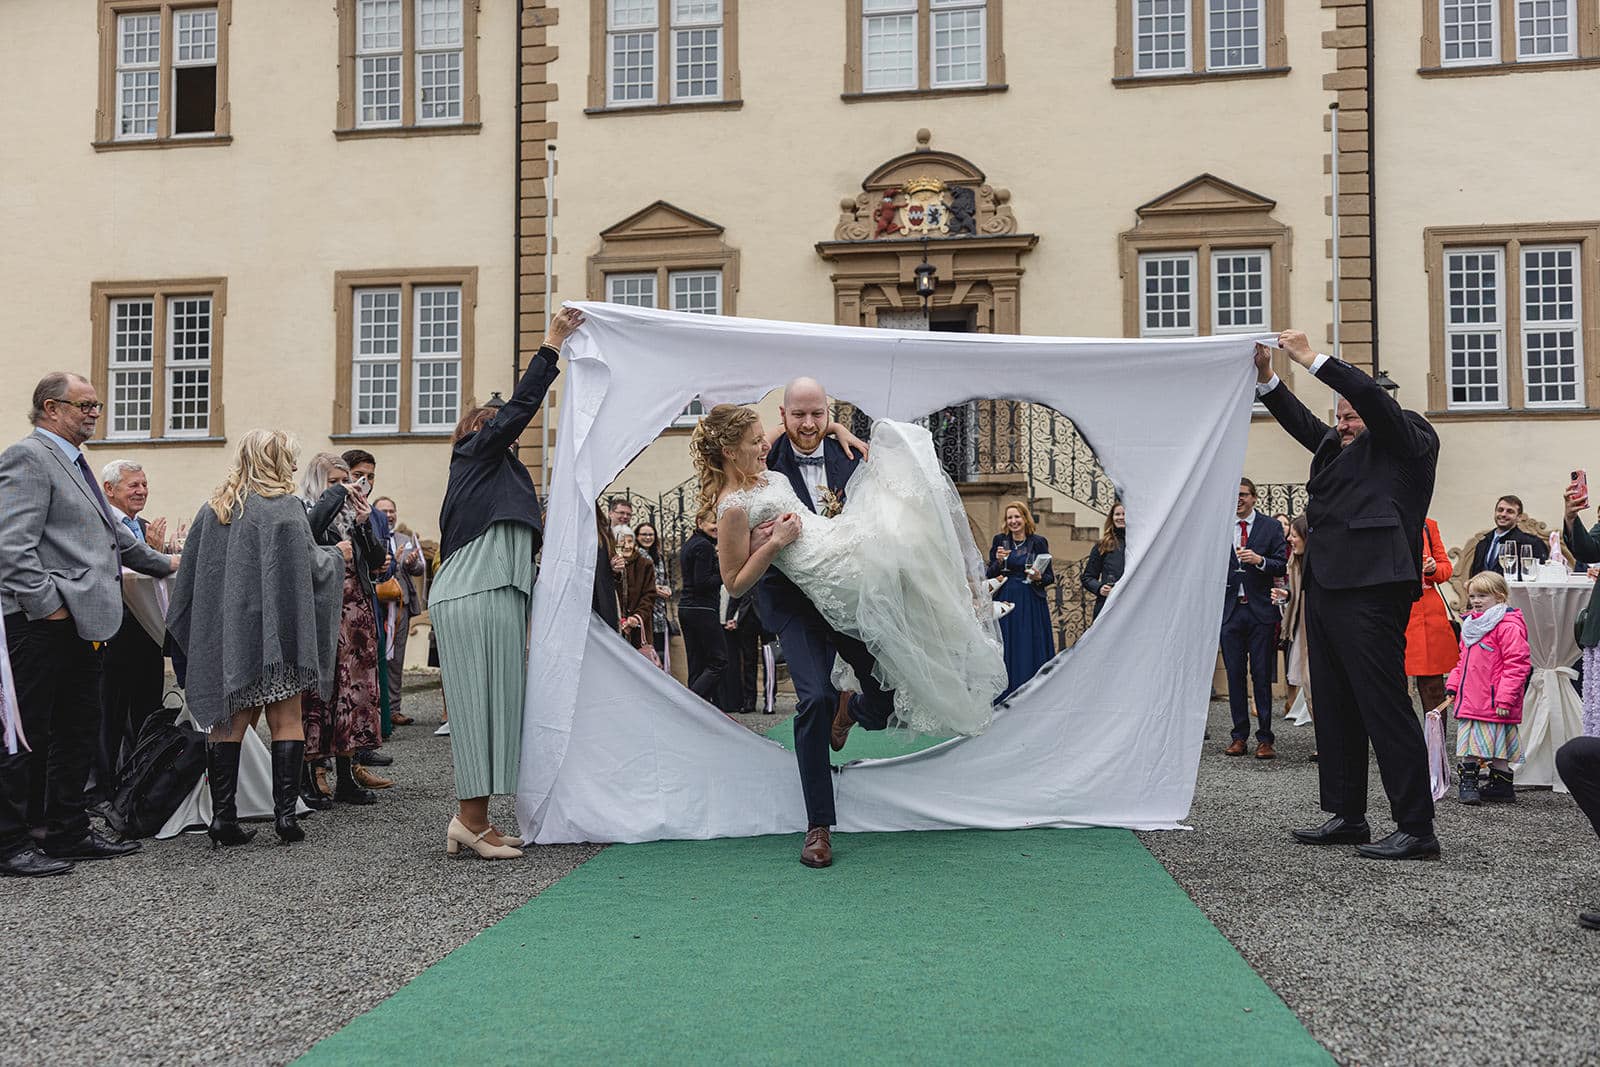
[1505,578,1591,792]
[121,569,169,644]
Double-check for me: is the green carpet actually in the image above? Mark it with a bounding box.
[761,715,951,759]
[300,830,1329,1065]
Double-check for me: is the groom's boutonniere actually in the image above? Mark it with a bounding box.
[818,487,844,519]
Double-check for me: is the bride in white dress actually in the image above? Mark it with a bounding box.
[697,403,1008,736]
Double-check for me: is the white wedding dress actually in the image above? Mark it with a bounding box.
[719,419,1008,736]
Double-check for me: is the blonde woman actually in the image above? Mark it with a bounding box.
[986,500,1056,698]
[166,430,344,848]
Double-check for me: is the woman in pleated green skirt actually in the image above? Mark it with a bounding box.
[432,307,582,860]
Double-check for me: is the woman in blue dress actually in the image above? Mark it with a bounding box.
[986,500,1056,699]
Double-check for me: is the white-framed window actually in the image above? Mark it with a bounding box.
[357,0,404,126]
[1211,249,1270,333]
[1444,247,1508,409]
[1516,0,1574,59]
[670,0,722,101]
[353,287,404,431]
[670,270,722,315]
[1206,0,1264,71]
[413,286,462,429]
[109,299,156,438]
[608,0,659,105]
[606,272,658,306]
[1441,0,1499,65]
[1138,253,1198,336]
[165,295,213,436]
[116,13,162,140]
[863,0,917,91]
[1135,0,1190,75]
[1521,243,1584,407]
[931,0,987,87]
[171,7,219,136]
[417,0,465,123]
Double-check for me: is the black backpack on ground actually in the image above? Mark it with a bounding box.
[104,698,206,841]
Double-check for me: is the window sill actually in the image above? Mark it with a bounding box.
[584,99,744,117]
[840,84,1008,103]
[333,123,483,141]
[1418,56,1600,78]
[331,431,455,442]
[1112,67,1290,88]
[91,135,233,153]
[88,436,227,448]
[1425,407,1600,422]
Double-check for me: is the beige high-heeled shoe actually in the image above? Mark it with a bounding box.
[490,826,525,847]
[446,817,523,860]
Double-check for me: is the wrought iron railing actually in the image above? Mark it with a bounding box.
[1253,482,1310,519]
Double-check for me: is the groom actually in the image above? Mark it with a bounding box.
[757,377,895,869]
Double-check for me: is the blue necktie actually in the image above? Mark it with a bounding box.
[75,453,116,527]
[123,516,142,541]
[795,455,825,467]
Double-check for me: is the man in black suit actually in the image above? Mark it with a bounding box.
[1221,478,1289,760]
[755,377,893,869]
[94,460,168,806]
[1467,494,1549,578]
[1256,329,1442,861]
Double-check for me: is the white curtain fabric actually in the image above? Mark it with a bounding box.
[1505,580,1587,792]
[517,302,1267,842]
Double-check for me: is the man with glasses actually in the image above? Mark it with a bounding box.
[0,373,177,877]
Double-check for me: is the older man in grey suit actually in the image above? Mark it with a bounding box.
[0,373,177,877]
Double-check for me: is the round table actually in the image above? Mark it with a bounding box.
[1505,577,1592,792]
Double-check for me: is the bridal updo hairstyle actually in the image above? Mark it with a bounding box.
[691,403,760,518]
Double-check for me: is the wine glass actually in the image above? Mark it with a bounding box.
[1521,544,1536,580]
[1499,542,1520,580]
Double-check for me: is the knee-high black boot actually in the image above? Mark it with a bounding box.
[206,742,257,848]
[271,740,307,844]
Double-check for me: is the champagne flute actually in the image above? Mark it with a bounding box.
[1499,542,1519,579]
[1521,543,1536,581]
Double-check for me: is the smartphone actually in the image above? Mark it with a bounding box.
[352,474,370,492]
[1572,469,1588,505]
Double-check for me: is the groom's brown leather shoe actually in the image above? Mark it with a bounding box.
[801,827,832,868]
[830,693,855,752]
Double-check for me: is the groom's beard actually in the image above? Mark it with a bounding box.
[786,428,822,452]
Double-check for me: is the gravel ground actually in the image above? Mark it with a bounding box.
[1139,699,1600,1067]
[0,679,600,1066]
[4,684,1597,1065]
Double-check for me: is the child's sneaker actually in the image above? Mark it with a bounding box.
[1458,760,1481,805]
[1480,766,1516,803]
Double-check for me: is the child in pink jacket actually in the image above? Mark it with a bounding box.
[1445,571,1532,805]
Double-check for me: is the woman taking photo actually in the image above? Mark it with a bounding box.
[299,452,390,806]
[634,521,673,670]
[986,501,1056,699]
[430,306,582,861]
[166,430,344,848]
[1080,503,1126,623]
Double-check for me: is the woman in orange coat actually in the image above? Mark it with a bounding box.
[1407,517,1460,713]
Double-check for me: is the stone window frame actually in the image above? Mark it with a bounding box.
[1118,176,1294,399]
[89,277,229,446]
[842,0,1007,102]
[587,202,740,429]
[94,0,233,152]
[335,0,483,140]
[1423,222,1600,418]
[586,0,744,116]
[332,267,479,439]
[1420,0,1600,76]
[1112,0,1288,87]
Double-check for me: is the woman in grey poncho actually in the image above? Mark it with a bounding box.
[166,430,344,848]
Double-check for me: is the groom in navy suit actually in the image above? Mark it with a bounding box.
[756,378,895,869]
[1221,478,1289,759]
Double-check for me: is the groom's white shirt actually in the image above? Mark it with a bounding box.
[793,440,827,512]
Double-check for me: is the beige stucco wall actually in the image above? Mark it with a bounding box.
[0,0,520,543]
[548,1,1342,519]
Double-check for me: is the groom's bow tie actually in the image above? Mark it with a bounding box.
[795,455,826,467]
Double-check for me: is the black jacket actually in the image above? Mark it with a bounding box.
[438,345,560,564]
[1261,358,1439,598]
[1467,526,1549,577]
[1080,533,1126,621]
[754,435,858,631]
[678,529,721,610]
[305,485,386,597]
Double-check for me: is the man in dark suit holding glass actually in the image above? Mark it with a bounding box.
[1255,330,1442,861]
[1221,478,1289,760]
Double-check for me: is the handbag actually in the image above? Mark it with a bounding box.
[375,576,404,603]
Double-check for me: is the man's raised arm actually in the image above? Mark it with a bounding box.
[1254,341,1332,456]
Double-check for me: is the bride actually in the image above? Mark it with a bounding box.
[694,403,1008,736]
